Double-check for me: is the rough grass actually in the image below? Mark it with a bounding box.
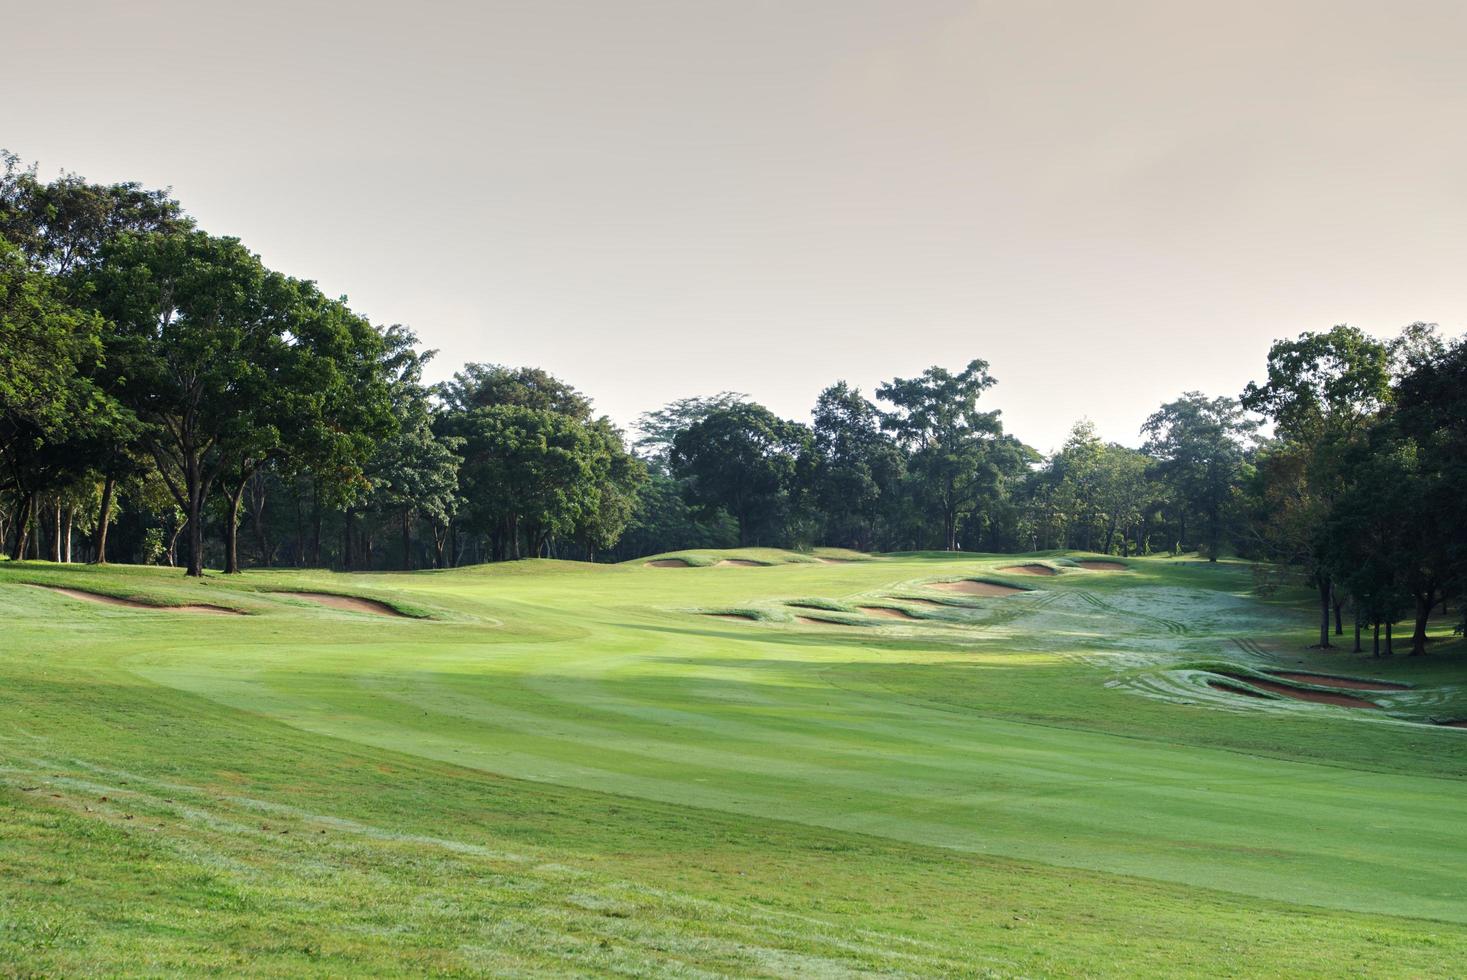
[1,552,1466,975]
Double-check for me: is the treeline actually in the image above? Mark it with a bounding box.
[2,154,1464,656]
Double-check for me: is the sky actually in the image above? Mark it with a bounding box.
[7,0,1467,452]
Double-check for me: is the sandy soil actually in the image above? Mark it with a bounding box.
[1076,561,1128,571]
[645,559,692,568]
[858,606,918,620]
[928,580,1025,597]
[795,615,854,626]
[716,559,764,567]
[1000,564,1058,576]
[1269,672,1409,691]
[283,592,406,617]
[36,585,241,615]
[1218,673,1380,708]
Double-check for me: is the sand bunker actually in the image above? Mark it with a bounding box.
[284,592,405,617]
[1217,673,1380,709]
[716,559,765,567]
[35,585,240,615]
[1435,720,1467,729]
[898,598,948,607]
[795,615,854,627]
[1208,680,1270,699]
[1269,672,1409,691]
[1076,561,1127,571]
[815,557,857,564]
[645,559,692,568]
[858,606,918,620]
[929,580,1025,597]
[1000,564,1057,576]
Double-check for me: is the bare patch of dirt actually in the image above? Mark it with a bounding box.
[929,580,1025,597]
[35,585,242,615]
[1269,672,1409,691]
[715,559,765,567]
[795,616,855,627]
[1217,673,1380,708]
[283,592,406,617]
[898,598,948,607]
[1000,564,1057,576]
[858,606,918,620]
[1208,681,1270,699]
[1076,561,1128,571]
[645,559,692,568]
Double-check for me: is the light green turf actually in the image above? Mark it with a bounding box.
[2,551,1465,976]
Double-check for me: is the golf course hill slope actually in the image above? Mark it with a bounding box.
[3,550,1466,975]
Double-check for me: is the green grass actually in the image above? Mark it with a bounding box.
[2,551,1465,976]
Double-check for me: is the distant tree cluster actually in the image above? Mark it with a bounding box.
[4,152,1465,656]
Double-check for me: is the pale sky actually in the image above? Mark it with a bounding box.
[7,1,1467,452]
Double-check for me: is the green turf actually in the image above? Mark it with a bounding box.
[2,552,1465,976]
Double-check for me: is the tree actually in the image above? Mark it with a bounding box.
[877,359,1005,551]
[575,419,646,561]
[633,391,748,466]
[1393,332,1467,651]
[670,403,810,547]
[1141,393,1256,563]
[367,331,461,569]
[1241,325,1392,645]
[810,382,902,550]
[91,231,390,576]
[0,235,125,560]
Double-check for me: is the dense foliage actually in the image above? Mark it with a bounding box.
[3,152,1465,652]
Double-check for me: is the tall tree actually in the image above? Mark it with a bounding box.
[1241,325,1391,645]
[670,403,809,547]
[877,359,1004,551]
[810,381,902,551]
[1141,393,1257,563]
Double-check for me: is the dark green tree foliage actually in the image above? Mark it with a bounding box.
[877,359,1006,552]
[90,232,392,576]
[1392,333,1467,651]
[670,403,811,547]
[0,234,119,558]
[367,328,461,569]
[1141,392,1257,563]
[634,392,748,466]
[437,365,643,561]
[1240,325,1392,645]
[810,382,903,551]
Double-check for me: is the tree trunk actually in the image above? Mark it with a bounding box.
[52,498,62,562]
[1410,590,1432,655]
[224,478,247,574]
[94,475,115,564]
[186,488,205,577]
[1353,618,1362,654]
[343,507,354,570]
[1372,621,1380,657]
[63,505,73,563]
[311,485,322,566]
[8,492,33,562]
[1332,593,1343,636]
[1316,576,1332,649]
[1385,621,1394,656]
[401,507,413,571]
